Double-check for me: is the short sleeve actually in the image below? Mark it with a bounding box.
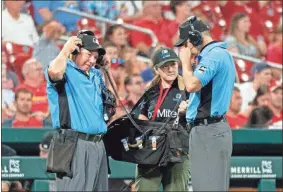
[194,59,218,87]
[44,61,66,90]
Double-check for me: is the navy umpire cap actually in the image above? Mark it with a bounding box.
[152,47,181,68]
[174,17,209,47]
[80,35,106,56]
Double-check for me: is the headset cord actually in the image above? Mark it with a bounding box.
[101,67,144,133]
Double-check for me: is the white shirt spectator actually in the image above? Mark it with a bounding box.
[238,82,257,111]
[2,9,39,47]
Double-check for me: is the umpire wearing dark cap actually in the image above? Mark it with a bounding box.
[175,16,236,191]
[46,30,116,191]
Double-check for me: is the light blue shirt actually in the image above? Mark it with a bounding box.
[45,59,107,134]
[186,42,236,121]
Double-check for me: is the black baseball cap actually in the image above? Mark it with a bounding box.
[174,16,209,47]
[80,35,106,56]
[40,131,56,151]
[152,47,181,68]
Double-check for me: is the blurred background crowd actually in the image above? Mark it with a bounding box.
[1,0,282,129]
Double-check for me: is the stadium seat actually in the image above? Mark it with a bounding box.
[76,18,103,40]
[234,59,254,83]
[2,42,33,82]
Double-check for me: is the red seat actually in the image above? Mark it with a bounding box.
[2,42,33,82]
[234,59,254,83]
[76,18,102,40]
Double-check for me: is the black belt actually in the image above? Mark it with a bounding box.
[187,116,226,130]
[60,129,103,143]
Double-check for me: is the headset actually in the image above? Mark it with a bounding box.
[72,30,104,65]
[186,16,203,47]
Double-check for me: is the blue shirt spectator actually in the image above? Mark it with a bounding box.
[81,1,119,20]
[32,0,83,32]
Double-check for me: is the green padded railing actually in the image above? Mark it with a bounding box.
[2,128,282,144]
[2,156,281,180]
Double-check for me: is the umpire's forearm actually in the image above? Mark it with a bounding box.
[48,50,69,81]
[182,60,201,93]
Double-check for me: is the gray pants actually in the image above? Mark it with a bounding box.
[189,121,232,191]
[56,138,108,191]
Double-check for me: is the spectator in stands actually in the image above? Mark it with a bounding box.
[2,88,43,128]
[2,64,15,106]
[224,13,266,58]
[238,62,272,111]
[116,74,145,117]
[32,1,83,32]
[39,131,56,158]
[33,20,66,70]
[104,24,129,58]
[266,25,282,81]
[130,1,173,55]
[2,52,20,88]
[116,1,143,23]
[269,84,282,128]
[168,0,191,46]
[226,86,247,129]
[2,0,39,47]
[16,58,49,120]
[244,106,273,128]
[103,42,127,97]
[81,1,119,20]
[240,85,271,121]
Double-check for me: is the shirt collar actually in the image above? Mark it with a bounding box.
[198,41,228,59]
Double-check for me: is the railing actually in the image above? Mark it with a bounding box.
[53,7,158,47]
[231,52,282,69]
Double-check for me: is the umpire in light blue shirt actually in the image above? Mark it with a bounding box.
[174,16,236,191]
[45,30,116,191]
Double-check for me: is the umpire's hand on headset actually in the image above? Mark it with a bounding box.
[100,55,111,70]
[61,36,82,55]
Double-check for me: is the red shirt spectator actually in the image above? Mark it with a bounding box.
[226,114,248,129]
[16,83,48,114]
[12,117,43,128]
[15,58,49,120]
[129,1,172,54]
[269,84,282,126]
[2,88,43,128]
[131,18,173,48]
[267,43,283,64]
[266,25,282,64]
[226,86,248,129]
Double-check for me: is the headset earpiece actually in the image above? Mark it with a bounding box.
[187,16,203,47]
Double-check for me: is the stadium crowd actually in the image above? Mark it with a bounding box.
[2,0,282,131]
[1,0,282,191]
